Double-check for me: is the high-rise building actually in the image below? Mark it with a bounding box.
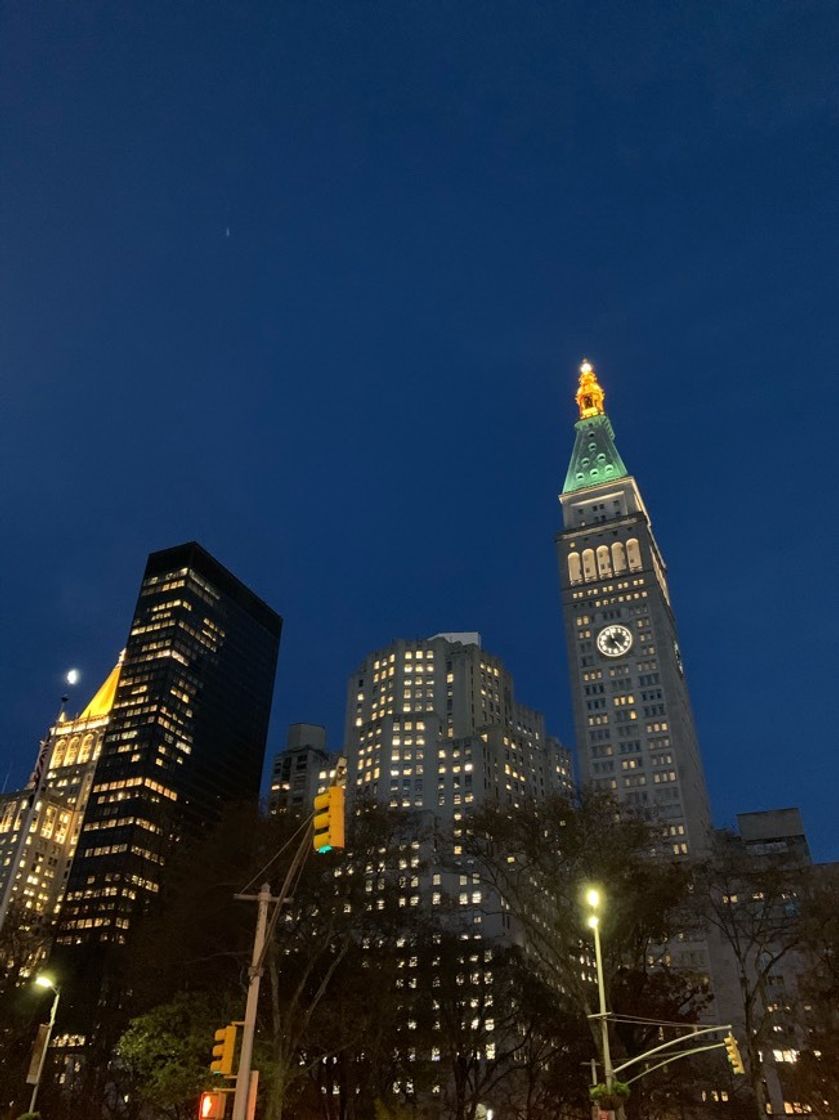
[556,360,712,855]
[270,723,336,814]
[54,542,282,950]
[340,633,572,1107]
[347,632,572,813]
[0,656,122,968]
[345,632,572,938]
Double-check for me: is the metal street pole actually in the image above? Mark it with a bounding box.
[591,919,613,1089]
[231,883,271,1120]
[29,985,60,1113]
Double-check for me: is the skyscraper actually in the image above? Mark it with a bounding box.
[345,632,572,938]
[556,361,712,855]
[54,542,282,950]
[340,633,572,1105]
[347,632,572,813]
[270,723,336,814]
[0,656,122,967]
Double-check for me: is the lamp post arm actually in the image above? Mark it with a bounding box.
[612,1023,731,1077]
[623,1041,726,1086]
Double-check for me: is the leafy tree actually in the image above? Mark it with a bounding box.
[0,907,55,1120]
[458,794,709,1118]
[296,937,421,1120]
[781,867,839,1114]
[31,801,275,1119]
[258,802,427,1120]
[410,937,529,1120]
[413,938,591,1120]
[125,800,288,1011]
[492,963,591,1120]
[73,802,424,1120]
[691,832,809,1119]
[115,993,224,1120]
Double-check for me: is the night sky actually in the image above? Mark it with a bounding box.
[3,4,837,860]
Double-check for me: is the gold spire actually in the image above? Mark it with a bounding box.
[575,358,606,419]
[77,651,124,721]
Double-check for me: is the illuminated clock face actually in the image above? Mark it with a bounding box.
[596,624,633,658]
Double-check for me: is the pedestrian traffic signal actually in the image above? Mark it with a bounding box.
[199,1090,227,1119]
[723,1033,745,1074]
[210,1024,237,1076]
[313,786,345,853]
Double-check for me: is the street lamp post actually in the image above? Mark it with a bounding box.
[584,889,613,1090]
[30,974,60,1113]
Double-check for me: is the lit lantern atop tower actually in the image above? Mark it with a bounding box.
[575,358,606,419]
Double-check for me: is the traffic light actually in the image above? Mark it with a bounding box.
[199,1090,227,1119]
[210,1024,237,1076]
[313,786,345,853]
[723,1033,745,1074]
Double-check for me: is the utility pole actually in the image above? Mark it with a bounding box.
[229,760,345,1120]
[231,883,272,1120]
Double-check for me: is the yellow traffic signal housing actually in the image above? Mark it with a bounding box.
[210,1024,237,1076]
[199,1090,227,1119]
[723,1033,745,1075]
[313,786,345,854]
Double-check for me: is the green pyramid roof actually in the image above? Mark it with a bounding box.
[562,413,629,494]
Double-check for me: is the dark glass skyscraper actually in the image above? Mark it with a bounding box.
[55,542,282,949]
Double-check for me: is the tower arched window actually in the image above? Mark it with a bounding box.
[627,538,642,571]
[79,734,94,764]
[582,549,597,582]
[51,741,66,768]
[567,552,582,585]
[65,736,80,766]
[612,541,627,574]
[596,545,612,579]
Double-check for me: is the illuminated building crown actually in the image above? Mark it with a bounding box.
[562,357,629,494]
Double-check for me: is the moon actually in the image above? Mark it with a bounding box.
[66,669,80,686]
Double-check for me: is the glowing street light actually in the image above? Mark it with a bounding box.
[29,974,61,1111]
[583,886,613,1092]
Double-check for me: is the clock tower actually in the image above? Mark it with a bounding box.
[556,360,712,855]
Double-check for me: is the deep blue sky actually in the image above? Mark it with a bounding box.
[3,3,837,860]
